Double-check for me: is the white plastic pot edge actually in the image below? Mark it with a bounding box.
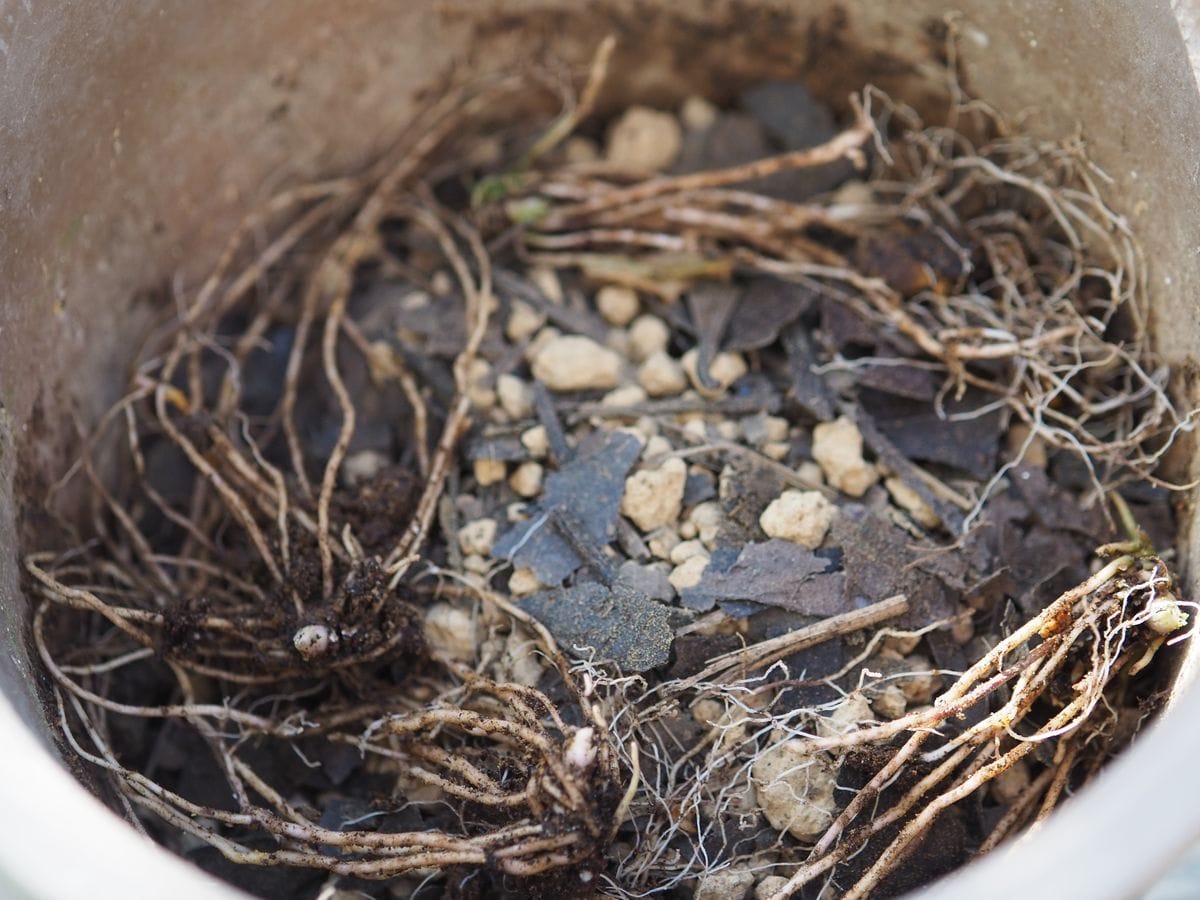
[0,701,242,900]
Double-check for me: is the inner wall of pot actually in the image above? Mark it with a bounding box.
[3,0,1200,769]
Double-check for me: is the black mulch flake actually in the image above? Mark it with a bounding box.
[681,539,844,616]
[493,430,642,584]
[516,580,673,672]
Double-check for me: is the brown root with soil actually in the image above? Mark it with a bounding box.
[26,33,1196,900]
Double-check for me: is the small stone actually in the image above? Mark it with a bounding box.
[647,527,681,560]
[742,412,789,446]
[643,434,674,461]
[692,698,725,728]
[762,441,790,461]
[423,603,479,662]
[634,416,660,440]
[457,518,498,556]
[596,285,640,326]
[606,106,682,173]
[795,460,825,487]
[473,458,507,486]
[885,476,940,529]
[529,266,563,303]
[465,358,496,412]
[682,348,748,398]
[819,692,873,738]
[759,490,836,549]
[531,335,623,392]
[506,300,545,342]
[670,555,709,590]
[638,351,688,397]
[605,326,632,358]
[895,654,939,704]
[628,314,671,362]
[872,684,908,720]
[688,501,724,547]
[755,876,790,900]
[753,741,838,840]
[506,502,529,523]
[496,374,534,420]
[678,520,698,540]
[621,458,688,531]
[670,539,710,565]
[695,868,755,900]
[462,553,491,575]
[812,416,878,498]
[524,325,562,363]
[521,425,549,458]
[509,462,544,498]
[991,759,1032,804]
[508,567,541,596]
[341,449,389,488]
[500,631,544,687]
[680,95,719,131]
[602,384,648,409]
[716,420,741,442]
[563,135,600,164]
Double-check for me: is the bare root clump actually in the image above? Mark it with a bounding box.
[29,68,625,891]
[585,525,1192,897]
[25,33,1196,900]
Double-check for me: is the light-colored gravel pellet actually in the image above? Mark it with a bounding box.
[596,285,640,326]
[628,314,671,362]
[423,603,479,662]
[529,265,563,303]
[505,300,545,342]
[601,384,648,409]
[605,106,682,173]
[473,458,506,487]
[508,461,544,498]
[621,457,688,531]
[753,741,838,841]
[669,539,709,565]
[508,567,541,596]
[688,501,724,547]
[457,518,498,556]
[756,876,791,900]
[680,94,719,131]
[638,351,688,397]
[669,555,709,590]
[647,527,681,561]
[812,415,878,497]
[465,358,496,412]
[496,373,534,420]
[531,334,623,391]
[521,425,549,458]
[872,684,908,720]
[759,489,836,549]
[695,869,755,900]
